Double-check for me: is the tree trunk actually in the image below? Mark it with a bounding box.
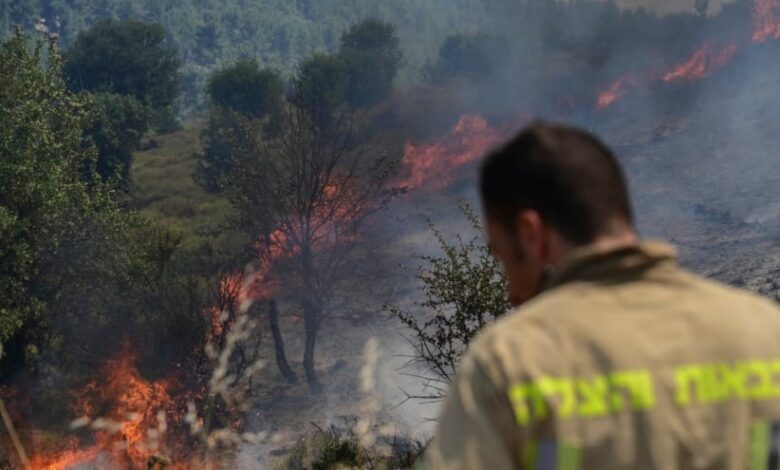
[268,299,297,383]
[303,301,323,393]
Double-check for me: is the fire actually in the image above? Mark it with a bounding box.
[753,0,780,42]
[597,42,738,108]
[227,181,366,308]
[28,346,194,470]
[596,0,780,109]
[662,44,737,82]
[396,115,504,191]
[597,78,632,109]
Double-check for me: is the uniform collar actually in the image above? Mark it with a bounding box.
[543,241,678,290]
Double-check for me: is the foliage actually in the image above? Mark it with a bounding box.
[289,18,402,131]
[294,52,349,127]
[196,61,284,192]
[0,0,759,121]
[276,422,425,470]
[85,92,150,183]
[0,31,134,372]
[195,108,240,193]
[0,31,211,389]
[207,60,284,121]
[391,204,509,400]
[64,19,180,113]
[339,18,402,109]
[223,85,397,391]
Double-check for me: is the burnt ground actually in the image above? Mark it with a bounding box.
[600,66,780,298]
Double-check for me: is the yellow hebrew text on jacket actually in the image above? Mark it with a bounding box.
[508,359,780,426]
[508,370,654,425]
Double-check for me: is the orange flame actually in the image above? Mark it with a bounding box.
[396,115,503,191]
[231,180,366,306]
[662,44,737,82]
[597,78,632,109]
[596,0,780,109]
[753,0,780,42]
[29,346,195,470]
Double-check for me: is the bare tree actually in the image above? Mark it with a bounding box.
[223,86,396,392]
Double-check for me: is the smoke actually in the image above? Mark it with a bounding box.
[22,2,780,467]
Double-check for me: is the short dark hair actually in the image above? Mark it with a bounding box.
[479,121,633,245]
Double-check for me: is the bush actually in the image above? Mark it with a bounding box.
[391,204,509,400]
[275,422,425,470]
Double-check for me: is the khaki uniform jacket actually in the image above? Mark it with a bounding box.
[425,242,780,470]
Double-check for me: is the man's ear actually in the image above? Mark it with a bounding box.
[515,209,546,260]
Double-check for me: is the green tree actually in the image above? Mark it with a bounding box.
[0,31,208,384]
[195,108,242,192]
[197,61,284,192]
[391,204,509,400]
[338,18,402,109]
[207,60,283,120]
[0,31,134,372]
[294,52,348,126]
[86,92,150,183]
[63,19,181,115]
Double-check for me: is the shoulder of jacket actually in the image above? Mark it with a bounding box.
[465,287,581,373]
[681,270,780,309]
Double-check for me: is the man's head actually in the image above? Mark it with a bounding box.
[479,121,636,306]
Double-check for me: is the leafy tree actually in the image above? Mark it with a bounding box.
[391,204,509,400]
[0,31,135,373]
[197,61,284,192]
[207,60,284,120]
[0,32,208,384]
[339,18,402,109]
[86,92,150,183]
[294,52,349,126]
[64,19,181,113]
[195,108,241,192]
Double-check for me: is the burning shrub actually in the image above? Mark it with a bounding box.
[23,270,275,469]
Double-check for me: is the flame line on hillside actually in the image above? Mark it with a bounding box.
[597,0,780,109]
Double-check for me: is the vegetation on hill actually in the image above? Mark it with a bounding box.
[2,0,779,466]
[0,0,738,118]
[0,32,210,386]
